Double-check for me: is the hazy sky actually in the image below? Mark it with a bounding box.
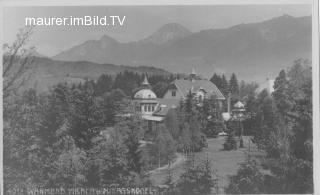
[3,5,311,56]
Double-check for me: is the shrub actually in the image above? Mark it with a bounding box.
[204,121,225,138]
[176,158,217,195]
[223,132,237,150]
[225,159,264,194]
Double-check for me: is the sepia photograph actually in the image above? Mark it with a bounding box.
[1,1,319,194]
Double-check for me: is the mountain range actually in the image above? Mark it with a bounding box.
[53,15,312,81]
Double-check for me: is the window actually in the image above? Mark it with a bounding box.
[172,90,176,97]
[152,106,154,111]
[199,95,203,102]
[144,105,147,112]
[148,105,151,112]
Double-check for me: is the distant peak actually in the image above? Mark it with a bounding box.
[100,34,117,42]
[271,14,295,21]
[157,23,191,34]
[141,22,191,45]
[160,22,190,30]
[282,14,294,18]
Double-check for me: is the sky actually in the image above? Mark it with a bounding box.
[3,5,311,57]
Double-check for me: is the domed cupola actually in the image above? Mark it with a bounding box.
[134,75,157,99]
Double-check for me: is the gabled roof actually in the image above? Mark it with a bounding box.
[173,79,225,100]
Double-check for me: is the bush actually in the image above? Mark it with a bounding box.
[176,158,217,195]
[225,159,264,194]
[223,132,237,150]
[204,121,225,138]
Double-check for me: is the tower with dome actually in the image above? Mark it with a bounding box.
[133,75,159,116]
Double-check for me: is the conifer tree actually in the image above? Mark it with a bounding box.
[210,73,222,89]
[272,69,290,116]
[229,73,239,102]
[221,74,229,96]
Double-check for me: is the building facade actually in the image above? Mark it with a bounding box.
[133,69,225,122]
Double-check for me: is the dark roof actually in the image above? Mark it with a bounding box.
[173,79,225,99]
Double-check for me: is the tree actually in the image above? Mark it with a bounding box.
[227,59,313,194]
[223,131,237,151]
[272,70,290,116]
[210,73,229,97]
[176,157,217,195]
[229,73,239,103]
[3,27,35,99]
[184,90,195,118]
[100,126,129,186]
[68,81,104,149]
[3,89,46,190]
[154,124,176,167]
[226,159,265,194]
[94,74,113,96]
[165,109,180,140]
[201,97,225,138]
[123,115,145,174]
[251,89,276,149]
[96,89,128,126]
[220,74,229,97]
[239,81,258,100]
[210,73,222,89]
[49,125,87,187]
[113,71,140,96]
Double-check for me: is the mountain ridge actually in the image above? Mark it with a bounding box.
[13,56,170,92]
[53,15,312,81]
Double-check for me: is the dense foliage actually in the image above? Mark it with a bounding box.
[3,68,209,192]
[226,59,313,194]
[3,73,170,191]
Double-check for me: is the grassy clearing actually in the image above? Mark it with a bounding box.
[149,136,261,190]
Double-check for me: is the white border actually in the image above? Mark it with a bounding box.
[0,1,319,195]
[0,0,317,6]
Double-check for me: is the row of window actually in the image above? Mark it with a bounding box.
[143,104,155,112]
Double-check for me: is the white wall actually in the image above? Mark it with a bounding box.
[163,89,182,99]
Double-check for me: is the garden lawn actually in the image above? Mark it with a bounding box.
[149,136,260,191]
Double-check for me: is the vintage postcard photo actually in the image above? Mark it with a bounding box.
[1,1,319,194]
